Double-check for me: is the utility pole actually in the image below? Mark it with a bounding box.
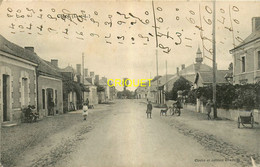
[212,0,217,118]
[156,49,159,104]
[166,60,168,92]
[82,53,85,102]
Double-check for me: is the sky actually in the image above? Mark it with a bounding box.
[0,0,259,90]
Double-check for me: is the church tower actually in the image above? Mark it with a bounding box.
[195,46,203,64]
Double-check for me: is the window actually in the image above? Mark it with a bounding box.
[22,78,28,106]
[258,51,260,69]
[241,56,245,73]
[42,89,45,109]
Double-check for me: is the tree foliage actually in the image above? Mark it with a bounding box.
[165,76,192,100]
[187,83,260,110]
[117,90,135,99]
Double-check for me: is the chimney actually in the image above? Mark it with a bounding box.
[252,17,260,32]
[24,47,34,52]
[51,59,58,68]
[176,67,179,76]
[90,71,95,77]
[102,77,108,84]
[84,68,88,77]
[76,64,81,75]
[95,75,99,85]
[181,64,185,70]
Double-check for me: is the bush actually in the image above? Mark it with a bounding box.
[186,83,260,110]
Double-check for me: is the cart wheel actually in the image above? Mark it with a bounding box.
[238,117,240,128]
[251,117,254,128]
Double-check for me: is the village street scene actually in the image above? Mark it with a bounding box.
[0,1,260,167]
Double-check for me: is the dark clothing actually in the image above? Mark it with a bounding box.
[176,100,182,109]
[146,103,152,118]
[147,103,152,112]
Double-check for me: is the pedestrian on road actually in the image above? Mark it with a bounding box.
[206,100,212,120]
[146,101,152,119]
[82,102,89,121]
[86,98,89,106]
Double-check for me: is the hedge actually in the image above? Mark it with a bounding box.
[186,83,260,110]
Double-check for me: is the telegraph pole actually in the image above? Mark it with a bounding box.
[82,53,85,102]
[166,60,168,92]
[212,0,217,118]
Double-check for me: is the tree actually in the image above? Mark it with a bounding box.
[166,76,191,100]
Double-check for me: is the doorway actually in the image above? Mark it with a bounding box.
[46,88,54,116]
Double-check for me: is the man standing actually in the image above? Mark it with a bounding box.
[146,101,153,119]
[206,100,212,120]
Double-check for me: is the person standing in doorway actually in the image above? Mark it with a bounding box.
[146,101,153,119]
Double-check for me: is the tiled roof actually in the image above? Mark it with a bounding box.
[0,35,38,64]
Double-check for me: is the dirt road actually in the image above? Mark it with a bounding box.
[6,99,258,167]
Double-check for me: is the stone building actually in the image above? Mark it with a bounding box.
[0,35,38,123]
[230,17,260,84]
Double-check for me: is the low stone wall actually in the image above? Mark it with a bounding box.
[184,104,259,123]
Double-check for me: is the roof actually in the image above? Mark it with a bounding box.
[0,35,62,78]
[230,27,260,52]
[83,79,92,86]
[99,79,107,86]
[157,74,175,86]
[40,60,62,78]
[0,35,38,64]
[199,70,229,84]
[179,63,212,76]
[60,66,75,73]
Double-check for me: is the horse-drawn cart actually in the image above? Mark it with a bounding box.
[237,111,254,128]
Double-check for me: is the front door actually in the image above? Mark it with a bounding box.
[46,88,54,116]
[3,75,9,121]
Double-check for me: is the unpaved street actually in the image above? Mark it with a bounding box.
[56,100,237,167]
[4,100,259,167]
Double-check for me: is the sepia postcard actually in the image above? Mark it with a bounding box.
[0,0,259,166]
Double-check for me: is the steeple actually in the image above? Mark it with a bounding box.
[195,46,203,64]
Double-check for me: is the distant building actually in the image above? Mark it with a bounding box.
[84,71,98,105]
[162,46,230,112]
[230,17,260,84]
[0,35,38,123]
[60,65,78,112]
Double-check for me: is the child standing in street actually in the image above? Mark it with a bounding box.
[206,100,212,120]
[82,102,88,121]
[146,101,153,119]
